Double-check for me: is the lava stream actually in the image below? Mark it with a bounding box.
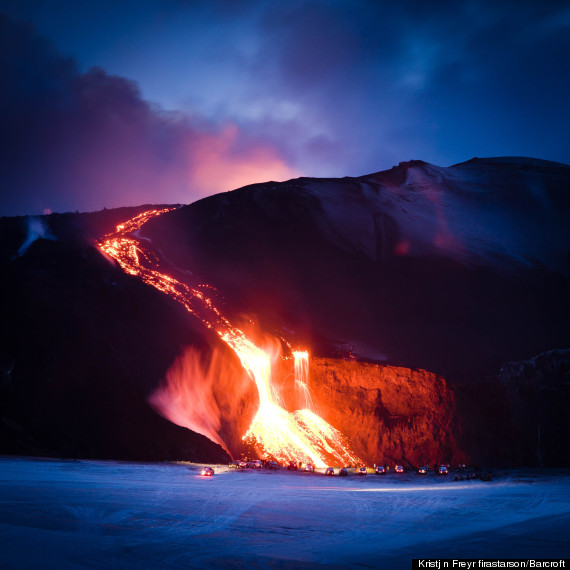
[97,208,361,467]
[293,350,314,411]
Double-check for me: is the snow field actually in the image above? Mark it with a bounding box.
[0,458,569,568]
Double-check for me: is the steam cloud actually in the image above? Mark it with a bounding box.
[15,216,55,257]
[0,13,298,217]
[149,340,260,459]
[149,347,231,456]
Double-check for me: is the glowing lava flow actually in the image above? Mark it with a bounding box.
[293,350,314,411]
[98,208,362,468]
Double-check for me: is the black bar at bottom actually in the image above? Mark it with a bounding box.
[412,560,569,570]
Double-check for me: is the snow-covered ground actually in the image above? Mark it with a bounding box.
[0,458,568,568]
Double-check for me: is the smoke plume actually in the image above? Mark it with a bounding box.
[15,216,56,257]
[0,13,298,217]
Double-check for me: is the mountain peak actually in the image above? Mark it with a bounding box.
[395,159,429,168]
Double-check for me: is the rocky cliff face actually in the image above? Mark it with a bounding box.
[495,350,569,466]
[451,349,570,467]
[274,356,466,466]
[274,350,570,468]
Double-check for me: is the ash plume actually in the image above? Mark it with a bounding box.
[0,13,297,217]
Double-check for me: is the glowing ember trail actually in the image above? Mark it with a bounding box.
[98,208,362,468]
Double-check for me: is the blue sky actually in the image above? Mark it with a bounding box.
[1,0,569,215]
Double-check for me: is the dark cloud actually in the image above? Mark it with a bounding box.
[264,0,570,172]
[0,12,299,216]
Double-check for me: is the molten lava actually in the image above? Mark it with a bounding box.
[293,350,313,410]
[98,208,361,468]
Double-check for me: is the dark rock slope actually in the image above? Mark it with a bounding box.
[144,157,570,381]
[0,212,230,462]
[455,349,570,467]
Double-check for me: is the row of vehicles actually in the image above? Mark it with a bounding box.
[225,459,452,476]
[417,464,448,475]
[324,464,449,476]
[324,466,386,476]
[287,461,315,472]
[229,459,280,470]
[206,461,489,480]
[207,460,490,480]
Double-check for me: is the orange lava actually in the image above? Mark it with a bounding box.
[293,350,313,411]
[97,208,362,467]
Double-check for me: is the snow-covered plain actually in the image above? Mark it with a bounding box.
[0,458,569,568]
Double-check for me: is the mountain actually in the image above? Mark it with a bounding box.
[143,156,570,380]
[0,157,569,465]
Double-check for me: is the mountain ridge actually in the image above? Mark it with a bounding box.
[140,156,569,379]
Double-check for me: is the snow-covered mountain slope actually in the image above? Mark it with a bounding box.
[284,157,570,272]
[144,157,570,379]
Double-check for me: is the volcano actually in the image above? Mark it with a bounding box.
[1,157,569,466]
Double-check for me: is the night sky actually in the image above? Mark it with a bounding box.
[1,0,569,216]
